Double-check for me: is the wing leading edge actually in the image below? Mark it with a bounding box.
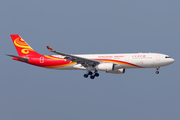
[46,46,100,68]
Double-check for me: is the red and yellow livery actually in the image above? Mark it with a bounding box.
[7,34,174,79]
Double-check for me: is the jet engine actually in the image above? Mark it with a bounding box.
[95,63,114,71]
[106,68,125,74]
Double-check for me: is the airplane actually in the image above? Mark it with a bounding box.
[6,34,175,79]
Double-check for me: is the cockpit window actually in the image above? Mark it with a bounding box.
[165,56,171,58]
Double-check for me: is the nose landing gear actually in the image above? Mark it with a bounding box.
[156,67,160,74]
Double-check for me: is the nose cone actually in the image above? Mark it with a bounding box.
[171,58,175,64]
[162,55,175,66]
[167,58,175,65]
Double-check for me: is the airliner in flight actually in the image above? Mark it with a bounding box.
[6,35,174,79]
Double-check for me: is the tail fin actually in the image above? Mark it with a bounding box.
[10,34,41,57]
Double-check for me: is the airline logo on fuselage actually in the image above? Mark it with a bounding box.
[98,55,146,58]
[132,55,146,58]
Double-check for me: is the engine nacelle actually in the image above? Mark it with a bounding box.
[95,63,114,71]
[106,68,125,74]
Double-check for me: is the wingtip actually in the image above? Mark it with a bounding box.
[47,46,53,51]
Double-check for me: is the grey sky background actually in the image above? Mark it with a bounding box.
[1,0,179,120]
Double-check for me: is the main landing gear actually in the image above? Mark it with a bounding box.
[84,70,99,79]
[156,67,160,74]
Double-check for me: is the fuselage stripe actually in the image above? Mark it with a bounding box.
[42,62,76,68]
[44,55,65,60]
[38,57,142,68]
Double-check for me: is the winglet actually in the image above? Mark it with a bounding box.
[47,46,53,51]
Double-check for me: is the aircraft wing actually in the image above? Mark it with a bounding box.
[47,46,100,67]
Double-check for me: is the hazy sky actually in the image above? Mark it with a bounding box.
[1,0,180,120]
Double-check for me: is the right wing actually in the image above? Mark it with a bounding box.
[46,46,100,68]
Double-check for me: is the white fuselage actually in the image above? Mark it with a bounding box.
[52,53,174,71]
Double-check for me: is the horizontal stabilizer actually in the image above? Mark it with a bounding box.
[6,54,29,62]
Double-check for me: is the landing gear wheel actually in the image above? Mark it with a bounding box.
[88,71,93,75]
[90,75,95,79]
[94,73,99,77]
[156,71,159,74]
[84,70,99,79]
[84,74,88,78]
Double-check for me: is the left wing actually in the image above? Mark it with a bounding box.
[47,46,100,68]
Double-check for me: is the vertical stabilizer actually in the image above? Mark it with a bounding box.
[10,34,41,57]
